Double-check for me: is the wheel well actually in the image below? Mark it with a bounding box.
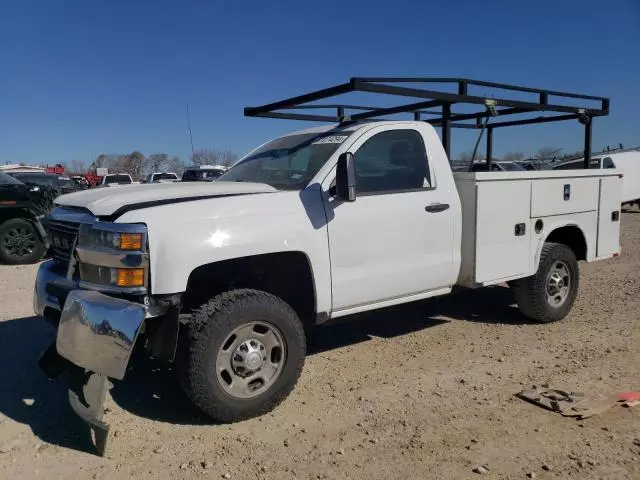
[182,252,316,325]
[545,226,587,261]
[0,208,31,225]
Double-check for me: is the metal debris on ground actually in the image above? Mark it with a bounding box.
[516,387,640,419]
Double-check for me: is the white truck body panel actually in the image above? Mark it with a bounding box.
[454,169,622,287]
[53,120,622,319]
[117,188,334,314]
[57,181,277,216]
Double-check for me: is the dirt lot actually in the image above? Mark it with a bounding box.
[1,212,639,480]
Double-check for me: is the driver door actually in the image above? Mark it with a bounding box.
[323,125,456,312]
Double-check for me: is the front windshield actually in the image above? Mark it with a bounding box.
[219,131,354,190]
[0,172,24,185]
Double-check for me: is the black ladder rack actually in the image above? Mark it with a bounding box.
[244,77,609,169]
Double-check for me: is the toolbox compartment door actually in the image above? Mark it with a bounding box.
[530,177,599,217]
[596,176,622,258]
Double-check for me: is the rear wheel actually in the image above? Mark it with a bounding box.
[178,289,306,422]
[0,218,46,265]
[513,242,579,323]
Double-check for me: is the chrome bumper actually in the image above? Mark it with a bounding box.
[57,290,146,380]
[34,260,146,380]
[34,260,148,456]
[33,259,72,316]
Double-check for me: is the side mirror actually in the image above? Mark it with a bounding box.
[336,152,356,202]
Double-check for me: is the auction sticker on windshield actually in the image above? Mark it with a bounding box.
[313,135,349,145]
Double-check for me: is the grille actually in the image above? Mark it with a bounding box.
[45,218,80,267]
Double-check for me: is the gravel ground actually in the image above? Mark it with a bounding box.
[1,211,639,480]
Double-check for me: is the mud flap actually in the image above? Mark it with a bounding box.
[67,365,110,457]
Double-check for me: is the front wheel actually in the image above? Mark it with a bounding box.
[178,289,306,422]
[0,218,46,265]
[513,242,579,323]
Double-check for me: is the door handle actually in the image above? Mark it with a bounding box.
[425,203,450,213]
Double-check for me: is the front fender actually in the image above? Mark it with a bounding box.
[116,189,333,314]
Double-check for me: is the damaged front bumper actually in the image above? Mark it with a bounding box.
[57,289,146,380]
[35,260,146,455]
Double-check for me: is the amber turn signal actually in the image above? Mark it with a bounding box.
[119,232,143,250]
[115,268,145,287]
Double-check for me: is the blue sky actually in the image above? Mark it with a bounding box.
[1,0,638,166]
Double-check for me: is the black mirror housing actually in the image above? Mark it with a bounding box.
[336,152,356,202]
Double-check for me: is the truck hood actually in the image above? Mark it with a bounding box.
[55,181,278,216]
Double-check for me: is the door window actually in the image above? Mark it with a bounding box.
[353,130,431,194]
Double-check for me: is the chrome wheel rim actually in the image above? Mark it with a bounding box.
[546,261,571,307]
[216,321,286,399]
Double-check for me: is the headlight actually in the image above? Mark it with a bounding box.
[76,222,149,292]
[79,228,145,251]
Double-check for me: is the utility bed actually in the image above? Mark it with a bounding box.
[454,169,622,287]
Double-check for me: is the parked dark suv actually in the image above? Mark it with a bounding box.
[7,171,81,195]
[0,172,56,264]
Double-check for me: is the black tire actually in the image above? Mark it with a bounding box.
[178,289,306,423]
[513,242,579,323]
[0,218,46,265]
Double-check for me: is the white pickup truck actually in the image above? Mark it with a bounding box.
[34,78,621,453]
[99,173,134,187]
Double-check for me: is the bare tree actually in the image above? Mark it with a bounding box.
[502,151,526,162]
[168,156,186,175]
[216,149,239,168]
[89,153,108,171]
[191,148,239,167]
[535,147,563,161]
[145,153,169,175]
[458,151,484,163]
[70,159,86,174]
[109,151,145,180]
[191,149,218,166]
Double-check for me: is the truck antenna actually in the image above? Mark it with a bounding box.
[187,103,195,163]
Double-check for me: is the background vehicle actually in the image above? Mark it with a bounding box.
[99,173,133,186]
[34,78,620,454]
[550,150,640,207]
[515,160,540,171]
[549,157,614,170]
[0,172,52,264]
[181,165,227,181]
[144,172,179,183]
[7,171,81,195]
[468,161,524,172]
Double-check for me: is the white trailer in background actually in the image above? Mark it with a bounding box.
[551,149,640,208]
